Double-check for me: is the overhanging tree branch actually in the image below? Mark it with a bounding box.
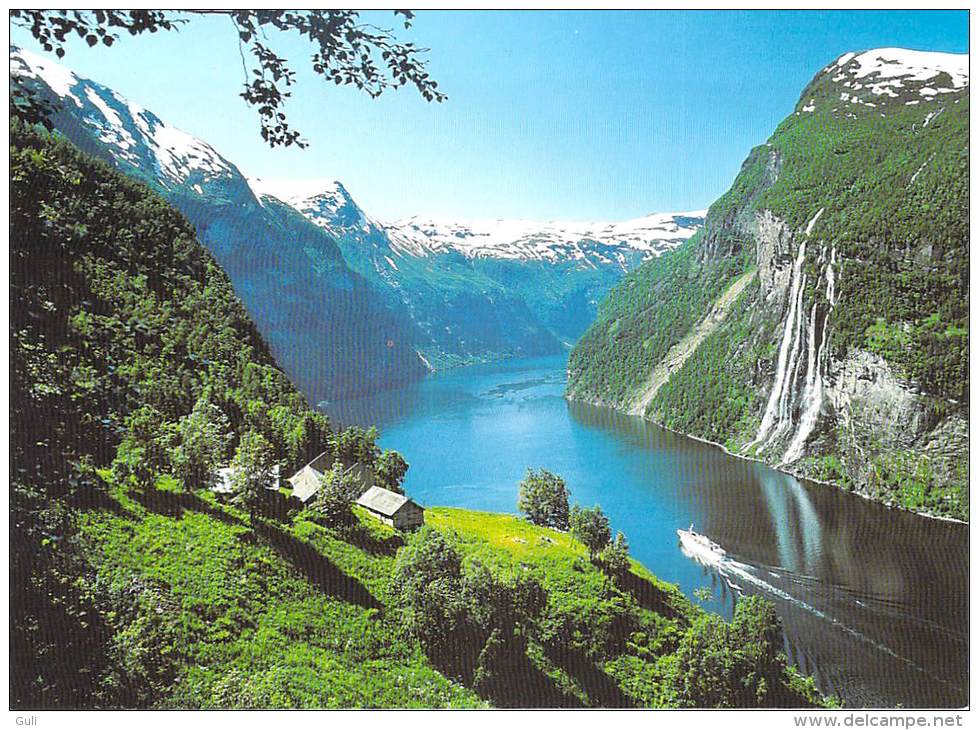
[10,9,446,149]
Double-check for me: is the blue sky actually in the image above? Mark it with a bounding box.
[10,10,969,221]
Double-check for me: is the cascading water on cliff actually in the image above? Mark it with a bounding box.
[783,245,837,464]
[767,269,808,450]
[749,239,808,450]
[750,208,827,454]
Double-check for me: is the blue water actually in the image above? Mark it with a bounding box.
[322,355,968,708]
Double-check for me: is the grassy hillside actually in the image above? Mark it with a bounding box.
[9,121,826,708]
[56,483,826,708]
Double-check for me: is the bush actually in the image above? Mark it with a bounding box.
[392,527,547,686]
[170,392,232,489]
[307,461,361,525]
[570,504,611,558]
[392,527,475,675]
[517,468,570,530]
[110,406,172,487]
[229,431,275,514]
[671,596,815,708]
[599,532,630,577]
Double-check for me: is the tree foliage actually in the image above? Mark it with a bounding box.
[8,122,335,705]
[229,431,275,514]
[516,468,570,530]
[171,392,232,489]
[11,9,445,148]
[672,596,820,708]
[331,426,381,467]
[599,532,631,577]
[569,504,612,558]
[392,527,546,687]
[374,450,409,494]
[307,461,362,525]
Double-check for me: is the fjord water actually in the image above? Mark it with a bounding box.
[322,355,967,708]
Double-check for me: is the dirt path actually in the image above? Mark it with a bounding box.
[629,268,758,416]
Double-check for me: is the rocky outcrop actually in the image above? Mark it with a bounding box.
[818,350,967,512]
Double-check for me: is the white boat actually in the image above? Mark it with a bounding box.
[676,525,726,566]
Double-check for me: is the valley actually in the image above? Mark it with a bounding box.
[8,12,969,713]
[12,46,704,390]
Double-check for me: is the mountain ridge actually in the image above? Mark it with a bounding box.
[13,44,703,379]
[567,47,969,519]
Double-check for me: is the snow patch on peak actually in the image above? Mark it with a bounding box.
[246,177,347,206]
[10,46,80,102]
[12,47,234,188]
[836,48,968,88]
[827,47,968,107]
[384,210,706,263]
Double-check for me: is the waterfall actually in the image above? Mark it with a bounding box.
[825,245,836,305]
[750,208,831,456]
[783,245,838,464]
[766,271,808,450]
[749,240,807,449]
[805,207,824,235]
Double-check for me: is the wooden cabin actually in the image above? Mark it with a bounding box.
[287,452,377,505]
[287,451,332,504]
[356,486,424,531]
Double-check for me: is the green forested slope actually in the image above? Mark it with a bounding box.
[568,52,968,518]
[10,123,824,708]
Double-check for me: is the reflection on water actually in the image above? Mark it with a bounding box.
[321,355,968,708]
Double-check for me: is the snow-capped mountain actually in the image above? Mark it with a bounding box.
[384,212,705,264]
[11,47,244,199]
[797,47,968,115]
[11,45,428,401]
[254,180,704,362]
[247,177,381,238]
[11,44,704,376]
[251,172,704,268]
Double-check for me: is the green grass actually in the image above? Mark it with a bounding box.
[74,483,485,708]
[70,483,809,708]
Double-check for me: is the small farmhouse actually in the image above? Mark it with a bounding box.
[287,452,377,504]
[356,486,424,531]
[288,451,332,504]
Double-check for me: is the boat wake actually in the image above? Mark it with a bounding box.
[677,528,965,697]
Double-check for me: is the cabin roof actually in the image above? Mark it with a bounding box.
[289,465,322,503]
[288,452,332,503]
[356,486,413,517]
[307,451,332,474]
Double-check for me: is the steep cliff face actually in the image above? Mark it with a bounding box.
[568,49,969,519]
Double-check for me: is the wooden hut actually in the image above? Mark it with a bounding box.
[356,486,424,530]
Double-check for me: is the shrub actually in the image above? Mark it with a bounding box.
[570,504,611,558]
[517,468,570,530]
[307,461,361,525]
[229,431,275,514]
[671,596,814,708]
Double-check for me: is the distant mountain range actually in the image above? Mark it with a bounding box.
[248,174,704,368]
[11,45,703,397]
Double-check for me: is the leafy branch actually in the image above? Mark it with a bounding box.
[10,9,446,148]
